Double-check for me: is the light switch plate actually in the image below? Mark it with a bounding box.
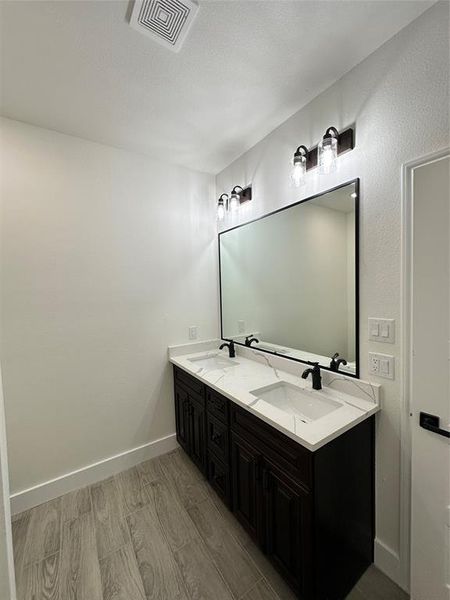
[368,318,395,343]
[188,326,197,340]
[369,352,395,379]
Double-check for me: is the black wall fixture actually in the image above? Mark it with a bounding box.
[217,185,252,219]
[292,126,354,172]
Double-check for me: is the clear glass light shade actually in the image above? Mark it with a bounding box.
[217,201,225,220]
[291,157,306,187]
[318,135,338,174]
[229,194,240,211]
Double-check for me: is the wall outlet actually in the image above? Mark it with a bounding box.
[188,326,197,340]
[238,320,245,333]
[369,352,395,379]
[368,318,395,343]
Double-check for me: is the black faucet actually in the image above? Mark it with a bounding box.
[219,340,236,358]
[245,335,259,347]
[329,352,348,372]
[301,362,322,390]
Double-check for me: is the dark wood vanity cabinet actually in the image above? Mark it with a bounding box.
[173,367,206,474]
[173,366,374,600]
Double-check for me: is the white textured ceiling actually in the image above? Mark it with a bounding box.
[0,0,434,173]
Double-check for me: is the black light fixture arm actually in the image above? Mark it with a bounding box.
[323,126,339,140]
[293,145,308,165]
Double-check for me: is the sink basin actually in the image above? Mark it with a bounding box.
[188,354,238,371]
[249,381,342,422]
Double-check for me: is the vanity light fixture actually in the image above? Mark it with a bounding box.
[291,145,308,187]
[290,126,354,181]
[218,186,252,218]
[217,193,228,220]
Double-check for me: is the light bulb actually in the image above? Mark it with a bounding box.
[229,194,240,211]
[217,202,225,220]
[291,159,306,187]
[318,133,338,174]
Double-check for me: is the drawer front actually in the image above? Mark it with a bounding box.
[230,405,312,490]
[206,412,229,465]
[206,389,229,424]
[207,452,231,506]
[174,366,205,405]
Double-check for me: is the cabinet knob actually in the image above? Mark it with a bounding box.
[211,432,222,443]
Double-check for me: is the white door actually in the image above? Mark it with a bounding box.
[410,154,450,600]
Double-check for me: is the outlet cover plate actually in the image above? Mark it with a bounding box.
[369,352,395,379]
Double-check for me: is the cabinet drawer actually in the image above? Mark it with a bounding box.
[206,389,229,423]
[174,366,205,405]
[231,405,312,490]
[206,412,229,464]
[207,452,231,506]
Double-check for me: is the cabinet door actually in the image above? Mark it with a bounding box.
[207,452,231,506]
[262,459,312,595]
[231,433,261,541]
[174,384,190,453]
[189,397,206,475]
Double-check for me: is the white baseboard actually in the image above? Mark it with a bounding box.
[374,537,407,591]
[10,433,179,516]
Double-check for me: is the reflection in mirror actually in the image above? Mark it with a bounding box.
[219,180,358,376]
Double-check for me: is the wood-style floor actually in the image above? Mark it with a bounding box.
[12,448,408,600]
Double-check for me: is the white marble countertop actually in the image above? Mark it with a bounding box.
[169,342,380,452]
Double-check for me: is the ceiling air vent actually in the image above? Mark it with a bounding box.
[130,0,199,53]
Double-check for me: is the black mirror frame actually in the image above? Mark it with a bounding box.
[218,178,360,379]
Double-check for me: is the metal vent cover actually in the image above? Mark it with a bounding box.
[130,0,199,53]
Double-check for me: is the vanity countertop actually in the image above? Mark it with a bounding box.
[169,347,380,452]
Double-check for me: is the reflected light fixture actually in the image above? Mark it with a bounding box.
[229,186,243,211]
[318,127,339,174]
[217,193,228,220]
[291,145,308,187]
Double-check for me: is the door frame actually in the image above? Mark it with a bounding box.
[400,147,450,592]
[0,369,16,600]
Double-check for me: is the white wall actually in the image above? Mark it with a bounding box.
[216,2,449,588]
[0,118,218,498]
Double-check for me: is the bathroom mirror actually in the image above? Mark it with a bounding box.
[219,179,359,376]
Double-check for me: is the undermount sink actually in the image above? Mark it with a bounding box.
[188,353,238,371]
[249,381,342,422]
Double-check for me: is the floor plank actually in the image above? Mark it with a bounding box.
[22,552,60,600]
[355,565,409,600]
[136,455,165,487]
[242,579,280,600]
[159,449,209,509]
[346,586,368,600]
[59,512,103,600]
[23,498,61,566]
[172,537,235,600]
[206,484,252,547]
[115,467,151,516]
[243,539,298,600]
[145,479,200,550]
[127,505,188,600]
[91,477,130,560]
[12,512,31,574]
[61,486,91,522]
[100,543,146,600]
[188,498,260,599]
